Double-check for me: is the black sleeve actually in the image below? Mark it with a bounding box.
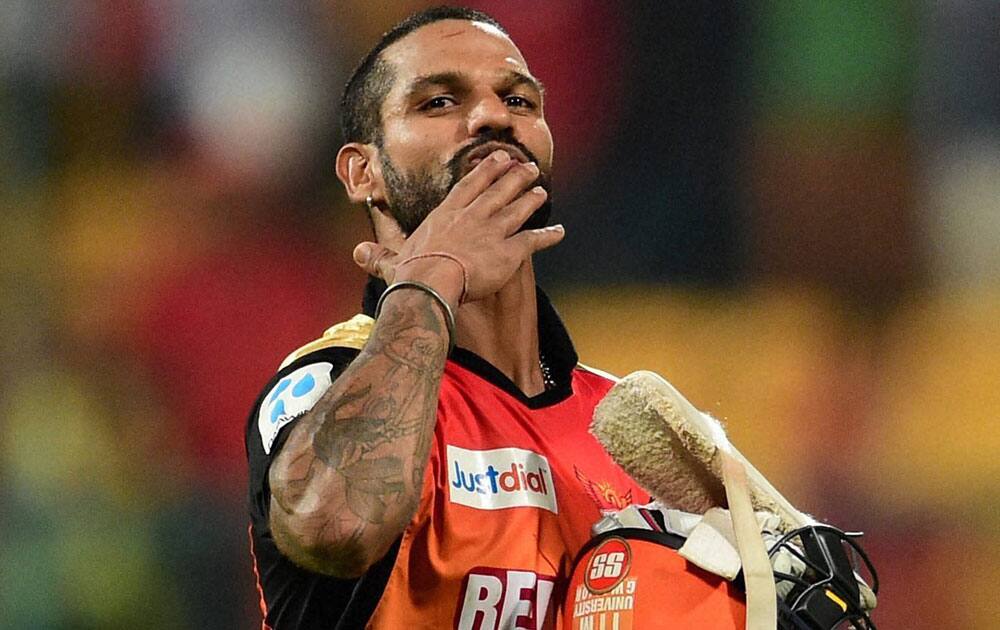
[246,346,359,524]
[245,346,400,629]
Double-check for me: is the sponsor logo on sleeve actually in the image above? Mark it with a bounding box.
[258,362,332,454]
[447,445,558,513]
[455,567,556,630]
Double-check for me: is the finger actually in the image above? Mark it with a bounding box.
[509,223,566,256]
[499,185,548,235]
[353,241,398,281]
[468,161,541,216]
[445,149,518,208]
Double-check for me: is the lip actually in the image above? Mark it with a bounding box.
[464,141,531,168]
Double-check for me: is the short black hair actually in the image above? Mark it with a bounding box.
[340,6,508,145]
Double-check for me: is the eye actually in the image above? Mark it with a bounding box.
[420,95,457,110]
[504,94,536,109]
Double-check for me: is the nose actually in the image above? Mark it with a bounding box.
[465,92,512,137]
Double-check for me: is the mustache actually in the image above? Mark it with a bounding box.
[446,130,553,233]
[446,129,543,178]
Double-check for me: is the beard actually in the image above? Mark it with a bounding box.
[380,129,553,236]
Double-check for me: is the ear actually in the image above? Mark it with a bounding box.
[335,142,384,205]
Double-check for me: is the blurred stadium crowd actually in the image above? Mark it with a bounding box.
[1,2,997,628]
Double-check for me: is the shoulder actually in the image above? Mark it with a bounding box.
[277,313,374,369]
[574,362,620,385]
[248,315,374,457]
[566,363,620,404]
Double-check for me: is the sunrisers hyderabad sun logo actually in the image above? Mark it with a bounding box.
[584,537,632,595]
[574,466,633,512]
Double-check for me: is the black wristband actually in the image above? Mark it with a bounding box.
[374,280,457,354]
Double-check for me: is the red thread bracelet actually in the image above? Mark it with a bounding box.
[395,252,469,304]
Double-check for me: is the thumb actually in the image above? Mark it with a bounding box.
[353,242,398,281]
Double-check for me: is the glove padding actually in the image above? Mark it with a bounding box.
[594,501,876,613]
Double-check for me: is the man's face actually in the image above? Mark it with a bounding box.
[375,20,554,235]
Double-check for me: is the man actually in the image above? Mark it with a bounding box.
[246,7,744,628]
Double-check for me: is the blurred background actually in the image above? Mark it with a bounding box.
[1,1,997,627]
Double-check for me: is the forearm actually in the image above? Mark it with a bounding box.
[268,285,451,576]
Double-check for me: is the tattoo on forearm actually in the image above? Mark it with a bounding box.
[271,290,448,560]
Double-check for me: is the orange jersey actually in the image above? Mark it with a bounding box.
[561,530,746,630]
[366,359,646,629]
[247,286,745,629]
